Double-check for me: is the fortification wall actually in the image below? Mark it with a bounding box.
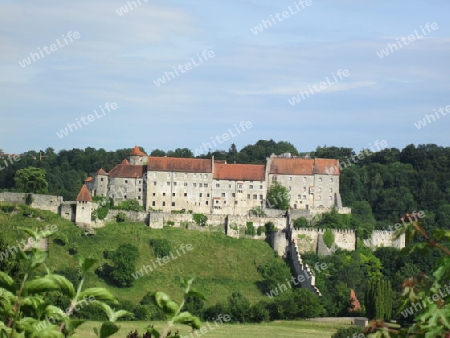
[0,193,63,214]
[267,231,288,257]
[364,230,406,250]
[289,240,321,295]
[332,229,356,251]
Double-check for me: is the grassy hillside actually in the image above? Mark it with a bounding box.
[0,203,289,306]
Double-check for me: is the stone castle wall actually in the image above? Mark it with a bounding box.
[0,192,63,214]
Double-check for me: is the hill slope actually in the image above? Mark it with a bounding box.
[0,203,288,305]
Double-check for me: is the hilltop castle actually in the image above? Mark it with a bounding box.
[84,146,346,215]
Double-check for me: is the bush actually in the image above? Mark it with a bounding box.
[149,239,172,258]
[115,199,144,212]
[323,229,335,249]
[116,211,126,222]
[257,226,265,235]
[193,213,207,227]
[293,216,308,229]
[166,220,175,226]
[264,221,276,234]
[245,222,256,236]
[249,206,267,217]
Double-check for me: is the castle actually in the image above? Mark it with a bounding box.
[84,146,346,215]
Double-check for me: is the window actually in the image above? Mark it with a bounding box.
[152,201,156,206]
[138,180,141,184]
[206,201,209,205]
[247,194,250,199]
[289,176,292,181]
[238,184,243,189]
[184,182,188,186]
[172,193,175,197]
[318,177,322,182]
[303,195,306,199]
[163,202,166,206]
[152,193,155,196]
[153,181,157,186]
[224,201,227,204]
[138,196,141,200]
[229,184,231,188]
[101,178,104,181]
[260,185,263,189]
[124,195,127,199]
[173,182,177,186]
[163,193,166,196]
[193,183,197,187]
[184,193,187,197]
[232,193,235,197]
[204,174,207,179]
[204,183,208,188]
[298,195,301,199]
[199,183,203,187]
[249,185,253,189]
[199,193,202,197]
[303,187,307,192]
[253,194,257,199]
[221,193,225,197]
[167,182,170,186]
[330,177,333,182]
[273,176,277,181]
[216,184,220,188]
[207,193,210,197]
[260,194,263,199]
[125,180,128,183]
[172,202,175,206]
[138,188,142,192]
[303,177,307,182]
[215,200,219,204]
[329,188,333,193]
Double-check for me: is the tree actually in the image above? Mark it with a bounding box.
[166,148,194,158]
[293,217,308,229]
[266,182,290,209]
[108,244,139,287]
[14,167,48,193]
[151,149,166,157]
[365,277,392,320]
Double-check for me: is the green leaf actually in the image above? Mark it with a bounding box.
[0,271,15,292]
[99,321,119,338]
[48,274,75,299]
[25,277,59,293]
[78,288,117,304]
[186,290,205,301]
[76,256,98,274]
[30,249,49,268]
[154,292,171,308]
[174,311,202,329]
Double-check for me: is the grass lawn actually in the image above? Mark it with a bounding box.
[74,320,348,338]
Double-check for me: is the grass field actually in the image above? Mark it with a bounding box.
[73,320,348,338]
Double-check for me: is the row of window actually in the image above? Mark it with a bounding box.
[151,182,265,189]
[274,176,334,182]
[150,192,264,199]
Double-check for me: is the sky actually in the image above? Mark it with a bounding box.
[1,0,449,155]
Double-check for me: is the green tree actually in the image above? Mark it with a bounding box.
[108,244,139,287]
[365,277,392,320]
[14,167,48,193]
[293,216,308,229]
[266,181,290,209]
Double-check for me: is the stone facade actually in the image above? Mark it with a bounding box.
[86,146,347,216]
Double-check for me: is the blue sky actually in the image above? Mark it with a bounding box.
[1,0,449,155]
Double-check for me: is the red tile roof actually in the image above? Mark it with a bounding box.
[95,168,108,175]
[108,164,145,178]
[85,177,94,182]
[214,163,266,181]
[76,185,92,202]
[121,159,130,165]
[148,157,212,173]
[270,158,339,175]
[130,146,147,156]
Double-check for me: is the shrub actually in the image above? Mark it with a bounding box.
[166,220,175,226]
[115,199,144,212]
[245,222,256,236]
[116,211,126,222]
[264,221,276,234]
[331,327,364,338]
[293,216,308,229]
[323,229,335,249]
[257,226,264,235]
[249,206,267,217]
[149,238,172,258]
[193,213,207,227]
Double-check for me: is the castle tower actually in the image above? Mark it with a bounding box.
[129,146,148,165]
[75,185,93,227]
[93,168,108,197]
